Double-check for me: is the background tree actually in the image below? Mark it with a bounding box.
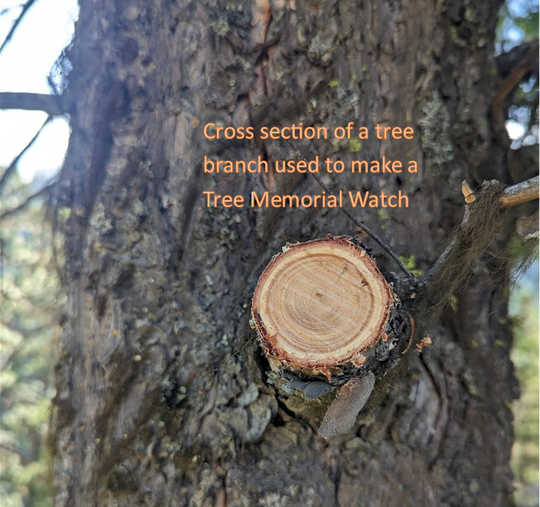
[0,173,62,506]
[1,0,538,505]
[511,277,539,507]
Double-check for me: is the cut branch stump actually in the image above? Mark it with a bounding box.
[252,236,401,382]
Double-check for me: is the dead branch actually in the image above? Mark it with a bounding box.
[0,0,38,53]
[496,40,539,80]
[430,176,539,278]
[418,176,539,329]
[500,175,539,208]
[283,136,414,280]
[523,92,539,138]
[0,115,52,194]
[0,180,56,222]
[310,168,414,280]
[0,92,65,115]
[492,41,539,144]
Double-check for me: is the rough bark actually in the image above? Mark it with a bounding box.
[51,0,518,506]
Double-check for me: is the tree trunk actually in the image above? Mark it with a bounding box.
[52,0,518,505]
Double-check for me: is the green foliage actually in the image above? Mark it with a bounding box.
[0,174,63,507]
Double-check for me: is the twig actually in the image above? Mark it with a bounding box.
[400,316,415,355]
[283,137,414,280]
[0,180,56,222]
[492,41,539,144]
[0,115,52,194]
[0,92,65,115]
[311,170,414,279]
[496,39,539,80]
[499,175,539,208]
[0,0,37,54]
[526,93,539,132]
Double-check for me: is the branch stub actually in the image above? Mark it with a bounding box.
[252,237,396,380]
